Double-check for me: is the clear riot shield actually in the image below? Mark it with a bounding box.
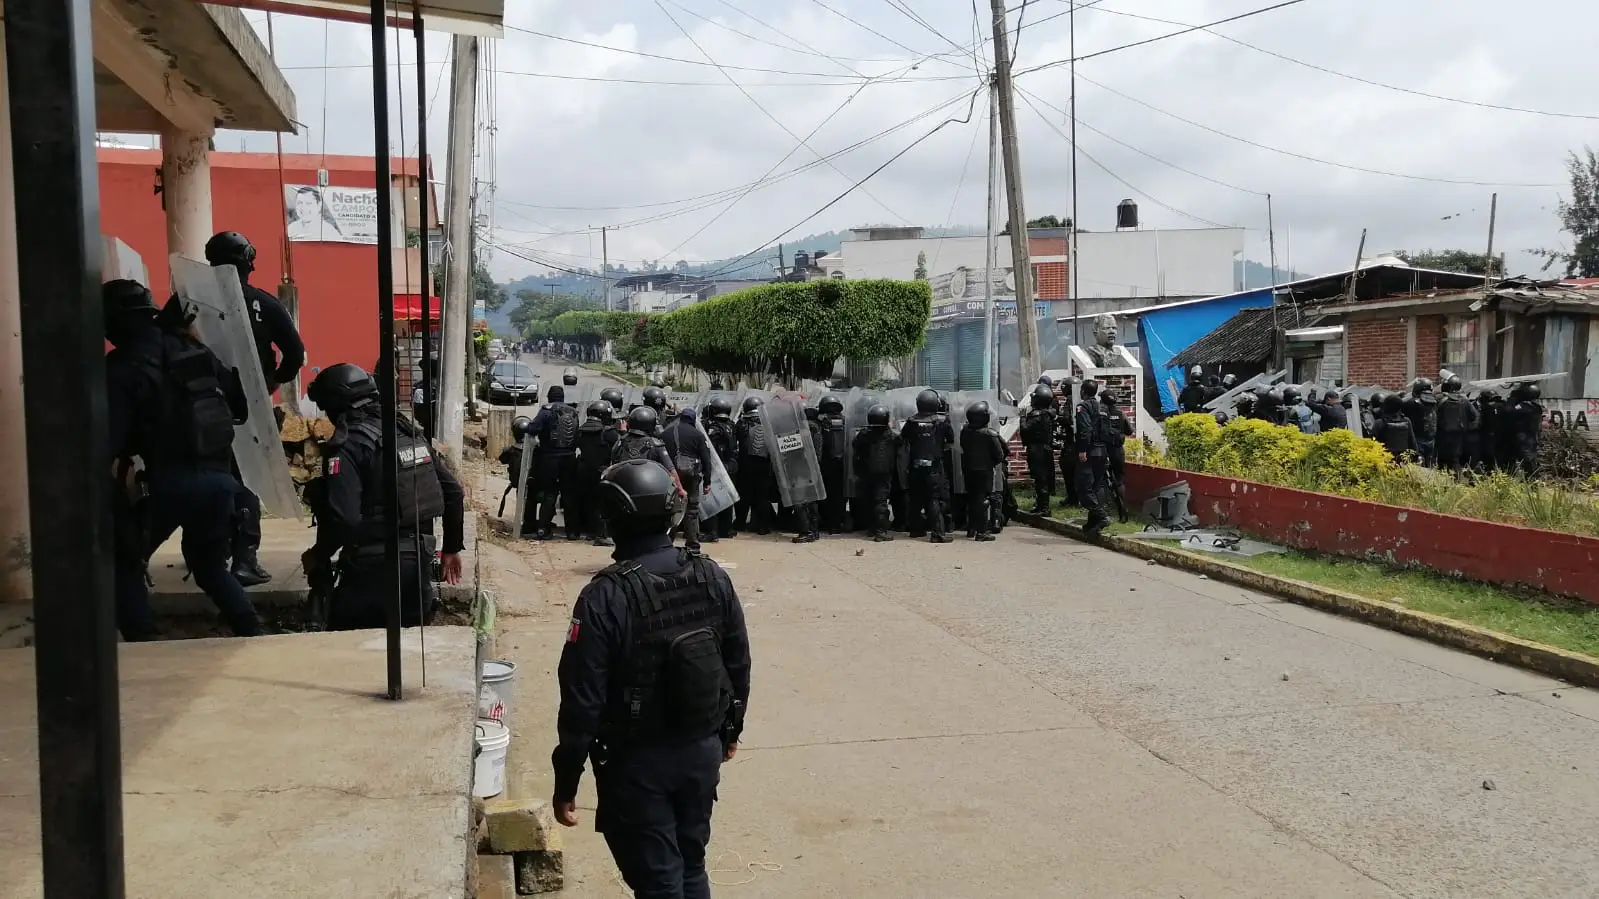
[841,388,876,498]
[510,434,536,538]
[667,390,701,419]
[762,394,827,507]
[168,255,302,521]
[695,414,740,519]
[944,392,971,494]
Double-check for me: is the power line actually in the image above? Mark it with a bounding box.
[279,61,963,87]
[878,0,975,65]
[706,0,928,63]
[801,0,929,58]
[1016,0,1313,76]
[653,0,912,224]
[659,0,863,75]
[701,86,985,279]
[1076,73,1560,188]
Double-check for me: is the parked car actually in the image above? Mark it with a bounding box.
[480,360,540,406]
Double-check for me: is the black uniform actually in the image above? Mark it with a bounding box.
[529,400,582,538]
[814,412,850,532]
[1434,393,1478,471]
[1308,398,1348,431]
[662,417,717,551]
[899,414,952,540]
[705,415,739,539]
[733,412,773,534]
[575,418,621,542]
[107,321,260,641]
[1073,398,1110,530]
[1508,396,1544,475]
[1102,396,1133,514]
[553,534,751,899]
[790,417,825,542]
[1403,392,1439,466]
[1372,411,1417,462]
[1475,394,1505,470]
[959,425,1009,539]
[1177,380,1210,414]
[312,414,465,630]
[1020,406,1057,513]
[852,427,899,540]
[612,428,676,472]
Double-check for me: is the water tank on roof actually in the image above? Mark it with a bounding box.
[794,251,811,271]
[1116,199,1138,230]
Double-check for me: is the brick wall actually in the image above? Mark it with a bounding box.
[1035,261,1067,301]
[1345,316,1447,388]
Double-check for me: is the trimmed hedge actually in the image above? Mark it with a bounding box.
[1162,412,1394,498]
[540,280,931,379]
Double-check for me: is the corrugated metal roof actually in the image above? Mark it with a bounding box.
[1168,305,1310,368]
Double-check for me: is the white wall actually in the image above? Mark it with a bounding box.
[1074,228,1243,299]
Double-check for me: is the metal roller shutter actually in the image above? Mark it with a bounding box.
[955,320,987,390]
[921,324,957,391]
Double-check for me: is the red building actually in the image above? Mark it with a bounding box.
[97,148,440,382]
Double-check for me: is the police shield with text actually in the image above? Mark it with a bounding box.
[104,279,263,640]
[901,389,954,543]
[304,363,465,630]
[551,459,752,899]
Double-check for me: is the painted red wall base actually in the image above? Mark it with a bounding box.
[1120,462,1599,606]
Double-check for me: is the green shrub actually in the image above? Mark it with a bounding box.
[1163,413,1222,472]
[1296,427,1394,498]
[1213,417,1313,484]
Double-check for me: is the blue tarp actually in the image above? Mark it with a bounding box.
[1138,288,1272,413]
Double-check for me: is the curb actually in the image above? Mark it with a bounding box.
[1013,510,1599,689]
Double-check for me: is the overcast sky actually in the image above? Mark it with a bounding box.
[218,0,1599,285]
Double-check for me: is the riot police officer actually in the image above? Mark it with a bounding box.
[814,395,850,533]
[1073,380,1111,535]
[662,407,717,552]
[1508,383,1545,475]
[601,386,626,419]
[612,406,687,501]
[733,397,774,535]
[1234,390,1256,421]
[852,404,899,541]
[498,414,536,523]
[574,402,620,545]
[1178,365,1209,413]
[1308,389,1347,431]
[1102,390,1133,519]
[643,385,669,417]
[1404,378,1439,465]
[104,279,261,641]
[1282,386,1320,434]
[1475,389,1506,470]
[527,385,582,540]
[204,231,306,589]
[551,459,752,899]
[305,363,464,630]
[703,397,739,540]
[1371,392,1417,462]
[1434,376,1478,472]
[901,389,953,543]
[789,406,824,544]
[935,395,959,533]
[1020,384,1058,514]
[959,401,1009,541]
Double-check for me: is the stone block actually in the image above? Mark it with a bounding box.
[477,853,517,899]
[485,797,559,854]
[514,850,564,895]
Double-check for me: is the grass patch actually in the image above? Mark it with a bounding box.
[581,362,649,386]
[1222,550,1599,659]
[1041,495,1144,537]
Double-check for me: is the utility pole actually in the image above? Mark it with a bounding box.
[1345,228,1367,305]
[600,225,611,310]
[777,243,787,278]
[438,34,480,460]
[1484,192,1498,287]
[1068,0,1080,339]
[989,0,1039,383]
[1267,193,1281,368]
[982,79,999,391]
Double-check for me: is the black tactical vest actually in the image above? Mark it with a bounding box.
[577,420,608,468]
[1435,395,1468,435]
[863,430,896,475]
[350,419,447,533]
[904,416,941,465]
[737,415,767,458]
[961,427,1003,471]
[1377,416,1415,457]
[546,403,579,450]
[1020,409,1054,446]
[140,331,237,471]
[599,551,731,744]
[614,432,661,463]
[817,415,848,460]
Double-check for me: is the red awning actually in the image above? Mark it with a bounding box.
[395,294,442,321]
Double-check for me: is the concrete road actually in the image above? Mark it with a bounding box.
[484,358,1599,898]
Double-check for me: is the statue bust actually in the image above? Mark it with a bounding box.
[1085,313,1123,367]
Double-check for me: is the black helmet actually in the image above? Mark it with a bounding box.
[1381,392,1405,414]
[1222,374,1237,388]
[1442,375,1463,393]
[804,405,819,422]
[103,279,158,342]
[1251,385,1271,402]
[596,458,678,529]
[741,395,764,413]
[650,375,667,389]
[1478,388,1501,404]
[1324,389,1341,403]
[1213,410,1230,426]
[818,395,844,415]
[600,386,624,410]
[204,231,256,273]
[642,386,667,411]
[1262,388,1283,409]
[1516,383,1542,402]
[1080,379,1100,399]
[626,405,659,435]
[1037,374,1054,387]
[1281,386,1302,406]
[584,401,609,421]
[915,388,940,415]
[965,401,991,428]
[546,384,565,404]
[309,363,379,416]
[562,367,578,386]
[1236,393,1256,412]
[1029,384,1055,409]
[936,396,950,415]
[866,404,891,428]
[511,415,536,441]
[706,396,733,420]
[1412,377,1433,396]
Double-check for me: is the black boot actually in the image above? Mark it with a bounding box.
[232,549,271,587]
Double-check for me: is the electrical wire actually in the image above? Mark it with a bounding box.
[276,61,966,87]
[1016,87,1236,228]
[801,0,927,57]
[705,0,931,64]
[653,0,912,224]
[1015,0,1313,76]
[1076,73,1560,188]
[659,0,863,76]
[878,0,976,67]
[927,88,989,276]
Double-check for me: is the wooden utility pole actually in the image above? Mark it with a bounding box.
[438,34,480,459]
[982,79,999,390]
[600,225,611,310]
[989,0,1039,383]
[1345,228,1368,304]
[1484,192,1498,286]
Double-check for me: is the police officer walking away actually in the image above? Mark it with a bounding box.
[1434,376,1478,472]
[1020,384,1057,513]
[105,280,263,640]
[703,397,739,540]
[901,389,953,543]
[1507,383,1545,476]
[1074,380,1112,535]
[304,363,465,630]
[1371,392,1418,463]
[1178,366,1209,413]
[205,231,305,587]
[1403,378,1439,466]
[662,407,717,551]
[575,402,621,545]
[612,408,687,505]
[527,385,582,539]
[1102,390,1134,519]
[814,395,850,533]
[733,397,774,535]
[959,401,1009,541]
[852,405,899,541]
[552,459,752,899]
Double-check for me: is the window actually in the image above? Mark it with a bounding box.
[1439,315,1480,383]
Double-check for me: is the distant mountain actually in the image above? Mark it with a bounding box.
[1237,259,1306,290]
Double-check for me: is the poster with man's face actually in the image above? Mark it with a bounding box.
[283,184,381,244]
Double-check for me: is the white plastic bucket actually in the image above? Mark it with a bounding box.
[479,660,517,726]
[473,718,511,799]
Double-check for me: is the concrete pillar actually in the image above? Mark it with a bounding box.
[0,19,30,605]
[161,126,213,260]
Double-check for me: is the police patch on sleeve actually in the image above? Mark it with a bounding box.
[327,457,341,476]
[566,617,580,643]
